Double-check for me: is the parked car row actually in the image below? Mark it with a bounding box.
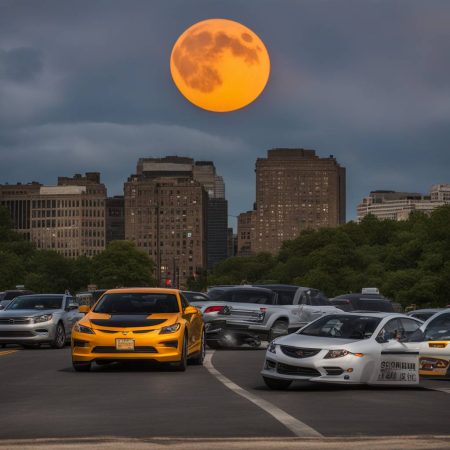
[0,286,448,384]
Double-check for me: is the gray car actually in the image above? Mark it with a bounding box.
[191,286,341,348]
[0,294,83,348]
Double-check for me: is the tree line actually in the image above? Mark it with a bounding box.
[1,205,449,307]
[208,206,450,308]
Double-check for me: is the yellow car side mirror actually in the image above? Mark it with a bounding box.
[184,306,198,315]
[79,305,90,314]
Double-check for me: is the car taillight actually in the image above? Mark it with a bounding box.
[204,305,225,314]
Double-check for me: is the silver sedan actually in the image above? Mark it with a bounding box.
[0,294,83,349]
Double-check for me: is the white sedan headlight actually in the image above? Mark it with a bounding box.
[33,314,53,323]
[268,341,277,353]
[324,349,364,359]
[324,349,350,359]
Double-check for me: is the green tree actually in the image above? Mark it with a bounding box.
[91,241,156,288]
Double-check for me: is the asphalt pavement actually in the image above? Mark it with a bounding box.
[0,345,449,448]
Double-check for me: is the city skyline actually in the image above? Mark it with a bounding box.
[1,1,450,225]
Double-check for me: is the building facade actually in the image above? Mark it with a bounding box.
[357,186,450,221]
[237,210,256,256]
[125,157,214,287]
[0,173,107,258]
[106,196,125,244]
[242,148,346,255]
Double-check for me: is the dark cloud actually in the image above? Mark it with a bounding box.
[0,47,43,82]
[0,0,449,223]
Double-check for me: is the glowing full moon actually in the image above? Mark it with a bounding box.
[170,18,270,112]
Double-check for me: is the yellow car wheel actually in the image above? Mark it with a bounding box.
[172,336,188,372]
[190,330,205,366]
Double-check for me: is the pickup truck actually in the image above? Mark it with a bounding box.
[189,285,340,348]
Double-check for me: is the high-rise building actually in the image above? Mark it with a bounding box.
[237,210,256,256]
[357,186,450,221]
[0,182,42,240]
[125,157,212,287]
[106,196,125,244]
[243,148,346,255]
[193,161,228,269]
[130,157,228,272]
[0,173,107,258]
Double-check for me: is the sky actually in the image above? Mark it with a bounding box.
[1,0,450,228]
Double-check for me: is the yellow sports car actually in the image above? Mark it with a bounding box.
[71,288,204,372]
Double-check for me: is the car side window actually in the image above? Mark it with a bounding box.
[376,319,401,342]
[299,293,309,305]
[399,318,421,338]
[424,313,450,341]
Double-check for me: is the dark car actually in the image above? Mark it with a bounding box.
[0,290,34,310]
[331,293,394,313]
[182,291,210,303]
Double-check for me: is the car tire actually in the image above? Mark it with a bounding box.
[269,320,289,341]
[189,330,206,366]
[263,376,292,390]
[51,322,66,349]
[73,361,91,372]
[172,335,188,371]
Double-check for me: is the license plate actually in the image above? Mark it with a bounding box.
[115,338,134,351]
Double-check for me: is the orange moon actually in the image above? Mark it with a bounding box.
[170,19,270,112]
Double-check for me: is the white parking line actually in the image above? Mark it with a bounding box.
[204,351,323,438]
[428,387,450,394]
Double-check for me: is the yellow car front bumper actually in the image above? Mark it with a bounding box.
[71,328,184,363]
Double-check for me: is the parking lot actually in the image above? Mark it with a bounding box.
[0,345,449,448]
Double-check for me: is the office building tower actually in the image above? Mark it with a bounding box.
[106,196,125,244]
[0,172,107,257]
[125,157,209,287]
[248,148,346,255]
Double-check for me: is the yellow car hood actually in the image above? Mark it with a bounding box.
[81,312,180,330]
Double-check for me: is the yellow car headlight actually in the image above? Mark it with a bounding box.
[74,322,95,334]
[159,323,181,334]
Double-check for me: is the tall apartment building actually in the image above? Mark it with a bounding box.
[357,185,450,221]
[125,157,215,287]
[240,148,346,255]
[237,210,256,256]
[106,196,125,244]
[193,161,228,269]
[0,173,107,257]
[0,182,42,240]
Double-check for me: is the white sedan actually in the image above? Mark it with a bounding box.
[261,312,423,389]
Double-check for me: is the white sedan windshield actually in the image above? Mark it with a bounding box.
[300,315,382,339]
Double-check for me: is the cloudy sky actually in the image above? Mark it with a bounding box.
[1,0,450,226]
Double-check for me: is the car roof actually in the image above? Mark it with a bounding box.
[253,284,304,289]
[208,286,275,293]
[329,311,417,320]
[14,293,65,297]
[420,308,450,326]
[102,288,181,294]
[333,293,387,299]
[408,308,442,313]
